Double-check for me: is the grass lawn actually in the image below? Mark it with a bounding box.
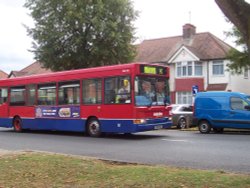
[0,152,249,188]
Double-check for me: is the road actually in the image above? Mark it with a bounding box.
[0,128,250,173]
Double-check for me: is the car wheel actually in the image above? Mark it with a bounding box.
[87,118,102,137]
[13,117,23,132]
[198,120,211,134]
[177,118,187,129]
[213,128,224,134]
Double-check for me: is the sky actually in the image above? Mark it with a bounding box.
[0,0,246,73]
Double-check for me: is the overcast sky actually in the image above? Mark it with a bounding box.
[0,0,247,73]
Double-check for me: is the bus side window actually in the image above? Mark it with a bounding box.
[27,85,36,106]
[10,86,26,106]
[58,81,80,105]
[0,88,8,104]
[38,83,56,105]
[104,76,131,104]
[82,79,102,105]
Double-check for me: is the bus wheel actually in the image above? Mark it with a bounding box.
[198,120,211,134]
[13,117,23,132]
[87,118,102,137]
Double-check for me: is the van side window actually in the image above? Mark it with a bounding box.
[230,97,248,110]
[0,88,8,104]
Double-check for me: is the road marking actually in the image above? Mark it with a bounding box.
[163,139,190,142]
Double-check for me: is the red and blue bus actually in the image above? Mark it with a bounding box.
[0,63,172,137]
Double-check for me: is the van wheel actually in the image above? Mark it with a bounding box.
[87,118,102,137]
[213,128,224,134]
[198,120,211,134]
[13,117,23,132]
[177,118,186,129]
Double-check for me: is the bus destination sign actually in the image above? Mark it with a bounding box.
[140,65,167,75]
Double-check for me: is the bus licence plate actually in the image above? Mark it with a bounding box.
[154,125,163,130]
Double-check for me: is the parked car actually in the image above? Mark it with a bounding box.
[171,104,193,129]
[193,91,250,134]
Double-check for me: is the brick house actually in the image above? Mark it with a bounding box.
[136,23,250,104]
[8,61,51,78]
[0,70,8,79]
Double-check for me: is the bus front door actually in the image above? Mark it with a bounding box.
[0,88,9,119]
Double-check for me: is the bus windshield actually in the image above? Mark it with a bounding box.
[135,76,170,106]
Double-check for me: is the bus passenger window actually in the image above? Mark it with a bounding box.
[104,76,131,104]
[10,86,26,106]
[27,85,36,106]
[38,83,56,105]
[0,88,8,104]
[58,81,80,105]
[82,79,102,105]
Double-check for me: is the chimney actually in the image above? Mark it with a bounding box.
[182,23,196,39]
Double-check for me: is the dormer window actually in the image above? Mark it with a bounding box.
[176,61,202,77]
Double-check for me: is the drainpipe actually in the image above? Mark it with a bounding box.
[206,61,209,91]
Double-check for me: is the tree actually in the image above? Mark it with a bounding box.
[225,26,250,73]
[24,0,138,71]
[215,0,250,72]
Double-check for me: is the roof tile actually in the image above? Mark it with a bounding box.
[135,31,233,62]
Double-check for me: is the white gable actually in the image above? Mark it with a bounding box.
[168,46,199,63]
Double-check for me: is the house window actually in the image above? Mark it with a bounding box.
[176,91,192,104]
[212,61,224,76]
[177,62,182,77]
[188,62,192,76]
[194,62,202,76]
[176,61,203,77]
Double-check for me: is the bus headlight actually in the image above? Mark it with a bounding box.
[133,119,146,124]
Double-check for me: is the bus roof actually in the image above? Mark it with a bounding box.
[0,62,168,87]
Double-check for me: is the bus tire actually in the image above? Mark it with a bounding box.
[13,117,23,132]
[198,120,211,134]
[87,118,102,137]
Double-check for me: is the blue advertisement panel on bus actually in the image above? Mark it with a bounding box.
[35,106,80,119]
